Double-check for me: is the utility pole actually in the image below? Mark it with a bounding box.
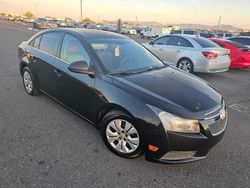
[80,0,83,22]
[217,16,221,34]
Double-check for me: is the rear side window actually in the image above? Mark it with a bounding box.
[60,34,91,64]
[168,36,193,47]
[193,38,219,48]
[39,32,62,56]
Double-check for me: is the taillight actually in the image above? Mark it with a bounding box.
[202,52,218,60]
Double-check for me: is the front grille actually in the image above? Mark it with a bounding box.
[201,101,227,136]
[207,114,227,136]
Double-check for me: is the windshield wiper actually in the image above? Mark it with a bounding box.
[109,65,166,76]
[109,71,138,76]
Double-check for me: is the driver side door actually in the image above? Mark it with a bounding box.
[54,33,96,120]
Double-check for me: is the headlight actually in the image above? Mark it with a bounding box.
[148,105,200,133]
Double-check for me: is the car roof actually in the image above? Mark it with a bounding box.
[50,28,129,40]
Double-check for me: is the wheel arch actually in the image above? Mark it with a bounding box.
[96,103,136,127]
[177,57,193,65]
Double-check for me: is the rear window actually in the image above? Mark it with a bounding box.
[226,40,247,49]
[213,41,225,47]
[193,38,219,48]
[233,38,250,45]
[39,32,61,56]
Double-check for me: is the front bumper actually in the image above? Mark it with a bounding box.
[144,107,227,164]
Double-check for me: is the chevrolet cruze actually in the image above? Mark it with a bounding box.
[18,28,227,163]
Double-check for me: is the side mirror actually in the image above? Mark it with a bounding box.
[149,41,155,45]
[68,60,95,76]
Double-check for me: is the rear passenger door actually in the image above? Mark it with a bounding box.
[31,32,63,97]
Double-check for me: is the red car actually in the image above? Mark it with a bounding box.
[210,38,250,68]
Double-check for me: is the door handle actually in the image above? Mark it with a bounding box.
[54,69,63,77]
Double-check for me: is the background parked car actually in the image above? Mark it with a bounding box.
[144,35,230,73]
[122,27,137,35]
[228,36,250,48]
[140,28,162,39]
[33,18,50,29]
[171,30,200,36]
[210,38,250,69]
[217,33,234,39]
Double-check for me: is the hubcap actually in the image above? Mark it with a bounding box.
[179,60,191,72]
[106,119,140,154]
[23,71,33,93]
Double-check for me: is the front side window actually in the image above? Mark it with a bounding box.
[89,39,164,73]
[154,37,170,45]
[60,34,90,64]
[39,32,61,56]
[33,36,41,49]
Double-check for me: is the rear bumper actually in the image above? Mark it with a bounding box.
[194,58,231,73]
[144,109,227,164]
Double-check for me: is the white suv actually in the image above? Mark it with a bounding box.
[140,28,161,39]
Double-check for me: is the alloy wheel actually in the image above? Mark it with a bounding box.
[178,60,192,73]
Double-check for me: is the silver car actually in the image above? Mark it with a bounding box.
[144,35,231,73]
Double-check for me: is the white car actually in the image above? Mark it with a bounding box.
[140,28,162,39]
[122,27,137,35]
[144,35,230,73]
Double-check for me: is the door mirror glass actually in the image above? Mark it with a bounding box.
[68,60,94,76]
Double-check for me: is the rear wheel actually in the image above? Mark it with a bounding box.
[140,33,144,38]
[100,111,143,158]
[22,67,40,96]
[177,59,194,73]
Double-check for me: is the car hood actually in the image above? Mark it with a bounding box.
[111,66,222,119]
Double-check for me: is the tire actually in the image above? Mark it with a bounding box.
[177,58,194,73]
[100,111,143,158]
[140,34,144,39]
[22,67,40,96]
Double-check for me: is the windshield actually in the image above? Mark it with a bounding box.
[89,39,165,74]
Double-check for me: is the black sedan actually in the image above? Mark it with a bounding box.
[18,28,227,163]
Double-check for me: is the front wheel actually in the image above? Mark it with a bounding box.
[140,34,144,39]
[100,111,143,158]
[177,59,194,73]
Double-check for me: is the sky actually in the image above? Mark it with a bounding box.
[0,0,250,29]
